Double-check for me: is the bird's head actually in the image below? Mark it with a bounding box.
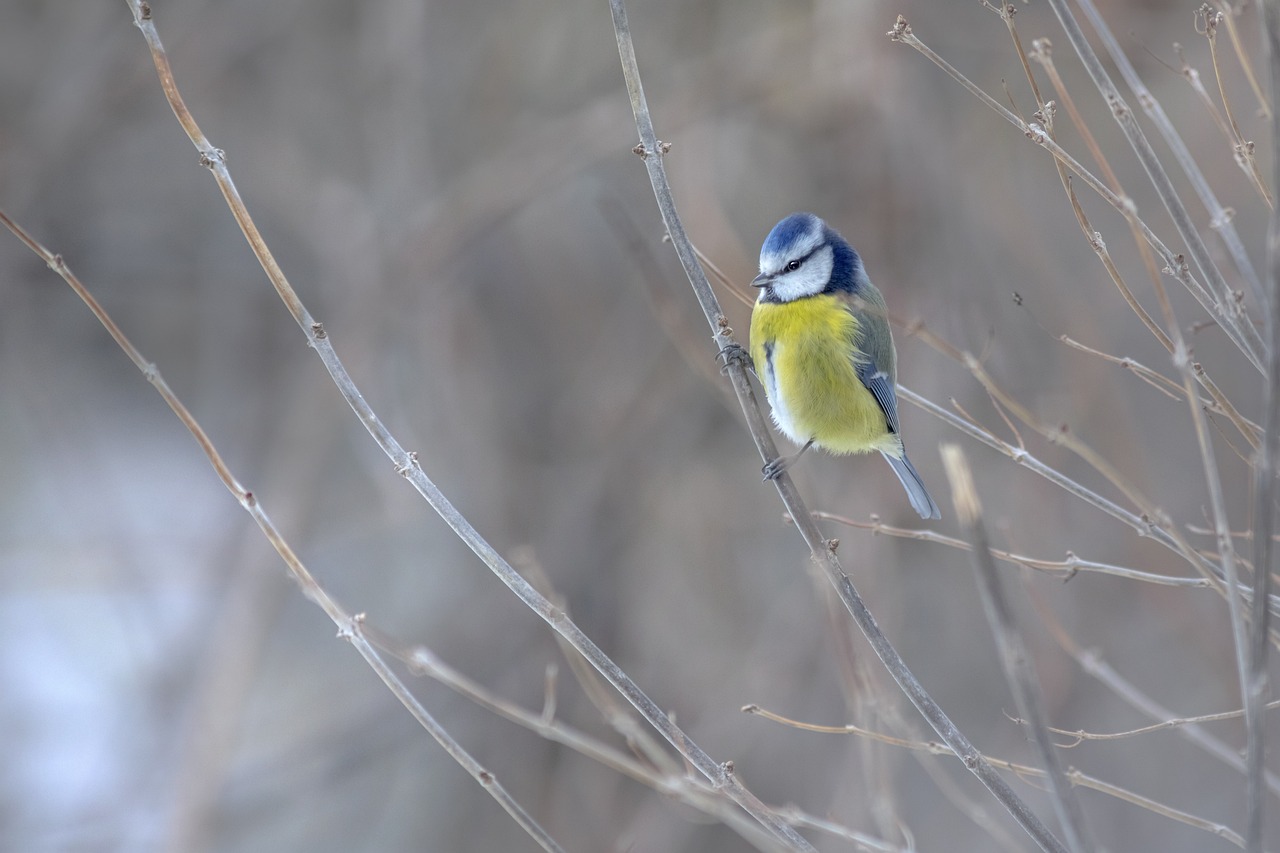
[752,212,861,303]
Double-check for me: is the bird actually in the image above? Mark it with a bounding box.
[748,212,941,519]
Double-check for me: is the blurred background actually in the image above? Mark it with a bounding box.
[1,0,1275,850]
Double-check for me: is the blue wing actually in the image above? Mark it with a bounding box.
[855,358,900,435]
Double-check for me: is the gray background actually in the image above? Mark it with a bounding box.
[0,0,1271,850]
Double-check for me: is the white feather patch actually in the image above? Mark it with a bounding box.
[759,341,805,443]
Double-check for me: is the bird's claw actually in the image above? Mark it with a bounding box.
[717,342,752,374]
[761,458,786,481]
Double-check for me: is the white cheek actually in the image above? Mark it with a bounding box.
[771,246,834,302]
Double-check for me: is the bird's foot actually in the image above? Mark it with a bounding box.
[762,439,813,480]
[717,342,752,375]
[761,456,791,481]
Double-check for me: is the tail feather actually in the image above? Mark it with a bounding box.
[882,451,941,520]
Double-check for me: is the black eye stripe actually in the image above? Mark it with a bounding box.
[782,244,822,273]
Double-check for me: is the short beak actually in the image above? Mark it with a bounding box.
[751,272,773,288]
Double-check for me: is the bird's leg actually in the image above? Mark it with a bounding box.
[717,341,753,375]
[762,439,814,481]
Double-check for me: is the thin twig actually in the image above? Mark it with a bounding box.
[0,210,567,853]
[1213,0,1272,117]
[386,636,791,853]
[609,2,1068,850]
[986,6,1251,662]
[1069,0,1268,349]
[744,706,1246,848]
[1074,0,1265,309]
[1053,148,1258,793]
[119,2,800,846]
[1177,41,1235,136]
[1028,585,1280,799]
[812,511,1209,588]
[942,446,1094,853]
[889,14,1264,371]
[906,380,1280,621]
[386,632,905,852]
[1247,3,1280,848]
[1027,39,1258,452]
[1038,698,1280,744]
[1199,5,1273,206]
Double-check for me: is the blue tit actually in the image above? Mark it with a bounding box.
[749,212,941,520]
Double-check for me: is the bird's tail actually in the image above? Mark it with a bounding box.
[882,450,941,520]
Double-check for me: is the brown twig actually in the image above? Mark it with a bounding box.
[0,209,567,853]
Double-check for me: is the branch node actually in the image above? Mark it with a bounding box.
[886,14,911,41]
[633,141,670,158]
[337,612,365,641]
[198,148,226,169]
[395,451,420,476]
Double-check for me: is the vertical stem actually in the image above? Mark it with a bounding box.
[1248,4,1280,848]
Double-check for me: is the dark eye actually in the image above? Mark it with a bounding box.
[785,259,802,272]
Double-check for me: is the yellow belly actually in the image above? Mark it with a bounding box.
[749,295,901,456]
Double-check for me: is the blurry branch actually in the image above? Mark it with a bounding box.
[1075,0,1265,311]
[1028,586,1280,799]
[770,807,911,853]
[812,568,913,847]
[1057,335,1259,450]
[841,274,1252,606]
[888,15,1264,372]
[931,171,1270,838]
[941,447,1094,853]
[1060,166,1258,816]
[1248,3,1280,849]
[1036,698,1280,745]
[889,714,1027,853]
[999,0,1256,726]
[892,14,1280,641]
[1190,523,1280,542]
[812,511,1211,588]
[1047,0,1266,364]
[742,705,1246,848]
[609,1,1067,850]
[363,608,905,852]
[832,294,1270,610]
[597,196,740,411]
[1022,34,1258,453]
[1177,42,1235,136]
[387,638,787,852]
[899,387,1280,619]
[919,323,1234,598]
[0,211,567,853]
[120,2,797,847]
[974,9,1246,664]
[1211,0,1271,118]
[1198,5,1272,207]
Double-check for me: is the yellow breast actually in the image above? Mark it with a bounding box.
[749,294,900,456]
